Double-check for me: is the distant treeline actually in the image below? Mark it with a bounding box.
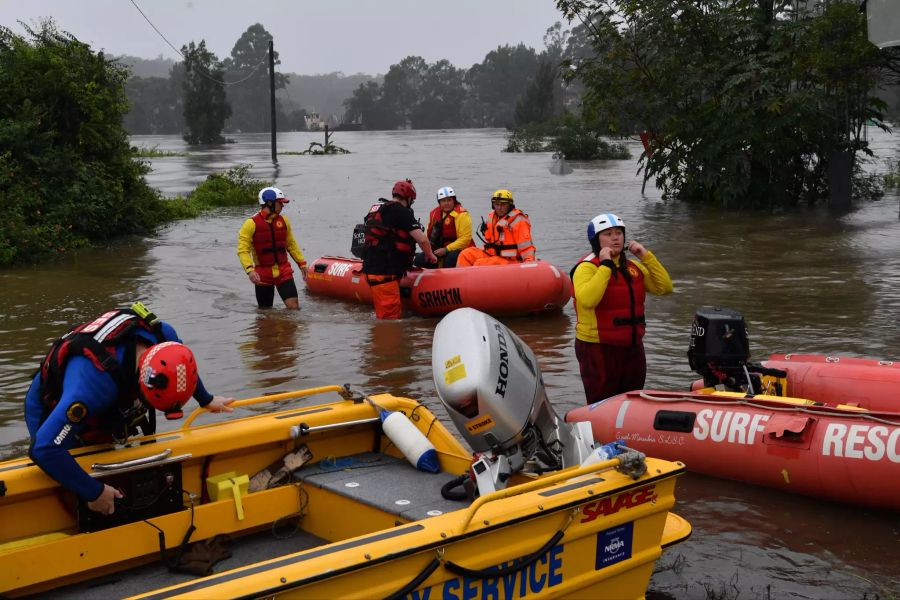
[119,22,575,135]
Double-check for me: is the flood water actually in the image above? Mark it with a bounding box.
[1,128,899,598]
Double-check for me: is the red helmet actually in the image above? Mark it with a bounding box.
[138,342,199,419]
[392,179,416,201]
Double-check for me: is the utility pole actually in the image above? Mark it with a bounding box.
[269,39,277,164]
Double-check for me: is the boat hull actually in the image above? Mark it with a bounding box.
[305,256,573,317]
[567,390,900,510]
[1,387,689,599]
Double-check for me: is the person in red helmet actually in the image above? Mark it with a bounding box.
[361,179,437,318]
[24,304,234,515]
[237,186,308,310]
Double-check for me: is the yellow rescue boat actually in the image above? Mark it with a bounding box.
[0,309,691,599]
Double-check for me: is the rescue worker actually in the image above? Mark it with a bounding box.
[413,185,475,269]
[237,186,307,310]
[361,179,437,319]
[24,303,234,515]
[456,189,536,267]
[571,213,673,405]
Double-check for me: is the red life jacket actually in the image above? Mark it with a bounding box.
[364,200,415,258]
[427,204,473,249]
[577,255,647,346]
[251,211,291,274]
[37,309,165,441]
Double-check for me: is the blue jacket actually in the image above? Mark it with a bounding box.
[24,322,213,502]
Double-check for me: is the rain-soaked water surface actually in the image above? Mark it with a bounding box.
[1,129,899,598]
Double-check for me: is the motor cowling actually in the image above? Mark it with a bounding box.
[688,306,751,387]
[432,308,595,496]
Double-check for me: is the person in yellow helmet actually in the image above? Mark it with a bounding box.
[456,189,536,267]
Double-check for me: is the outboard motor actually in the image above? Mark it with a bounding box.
[688,306,786,394]
[432,308,597,497]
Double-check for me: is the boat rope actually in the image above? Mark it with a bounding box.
[637,391,900,426]
[270,483,309,540]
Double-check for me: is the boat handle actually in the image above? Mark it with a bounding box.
[457,457,623,532]
[91,449,172,471]
[181,384,348,428]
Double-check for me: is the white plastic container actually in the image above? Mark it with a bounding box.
[380,409,440,473]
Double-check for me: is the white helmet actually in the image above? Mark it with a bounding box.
[436,186,456,201]
[258,186,289,205]
[587,213,625,242]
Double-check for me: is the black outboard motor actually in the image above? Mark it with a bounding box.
[688,306,751,390]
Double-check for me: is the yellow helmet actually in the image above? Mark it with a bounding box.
[491,189,514,203]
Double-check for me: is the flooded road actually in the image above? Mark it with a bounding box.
[1,128,898,597]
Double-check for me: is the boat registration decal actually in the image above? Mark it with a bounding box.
[415,543,564,599]
[595,521,633,570]
[417,287,462,308]
[326,261,354,277]
[465,414,496,435]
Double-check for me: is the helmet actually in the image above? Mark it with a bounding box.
[138,341,199,419]
[258,187,289,205]
[436,186,456,202]
[491,189,514,203]
[587,213,625,242]
[392,179,417,201]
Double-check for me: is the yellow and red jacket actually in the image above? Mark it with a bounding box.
[426,204,475,252]
[573,251,673,345]
[482,207,536,262]
[237,211,306,280]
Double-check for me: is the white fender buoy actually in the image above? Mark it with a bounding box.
[380,409,440,473]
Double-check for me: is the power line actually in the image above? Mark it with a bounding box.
[127,0,270,86]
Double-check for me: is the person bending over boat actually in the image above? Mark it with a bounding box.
[456,189,536,267]
[571,213,673,404]
[237,186,307,310]
[361,179,437,319]
[24,304,234,515]
[412,185,475,269]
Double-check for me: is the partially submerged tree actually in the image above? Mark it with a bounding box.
[556,0,900,208]
[181,40,231,144]
[0,20,164,265]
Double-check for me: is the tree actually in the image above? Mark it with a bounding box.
[181,40,231,144]
[556,0,900,208]
[466,44,540,127]
[0,20,163,265]
[514,61,557,126]
[412,60,467,129]
[123,76,183,134]
[381,56,429,128]
[223,24,288,133]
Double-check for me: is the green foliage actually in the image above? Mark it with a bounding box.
[132,146,187,158]
[183,164,267,208]
[181,40,231,145]
[556,0,899,208]
[0,21,166,266]
[295,142,350,155]
[223,24,288,133]
[504,126,551,152]
[515,61,558,127]
[552,118,630,160]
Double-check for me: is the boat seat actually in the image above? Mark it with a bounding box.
[291,452,470,521]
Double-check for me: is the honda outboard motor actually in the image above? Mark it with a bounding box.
[432,308,596,496]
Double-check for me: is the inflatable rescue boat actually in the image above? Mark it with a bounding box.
[567,307,900,509]
[305,256,572,317]
[0,309,689,599]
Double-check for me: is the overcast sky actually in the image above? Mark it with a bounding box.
[1,0,567,75]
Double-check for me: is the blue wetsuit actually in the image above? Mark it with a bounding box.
[24,322,213,502]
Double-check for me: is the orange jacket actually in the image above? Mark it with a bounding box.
[482,208,536,262]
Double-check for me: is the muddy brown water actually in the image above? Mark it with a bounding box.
[1,129,898,598]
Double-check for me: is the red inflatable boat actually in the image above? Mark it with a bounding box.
[566,307,900,509]
[566,388,900,510]
[305,256,572,317]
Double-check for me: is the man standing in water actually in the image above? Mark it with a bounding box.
[361,179,436,319]
[237,186,307,310]
[571,213,673,404]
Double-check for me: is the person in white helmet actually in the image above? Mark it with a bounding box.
[237,186,307,309]
[571,213,673,404]
[413,186,474,268]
